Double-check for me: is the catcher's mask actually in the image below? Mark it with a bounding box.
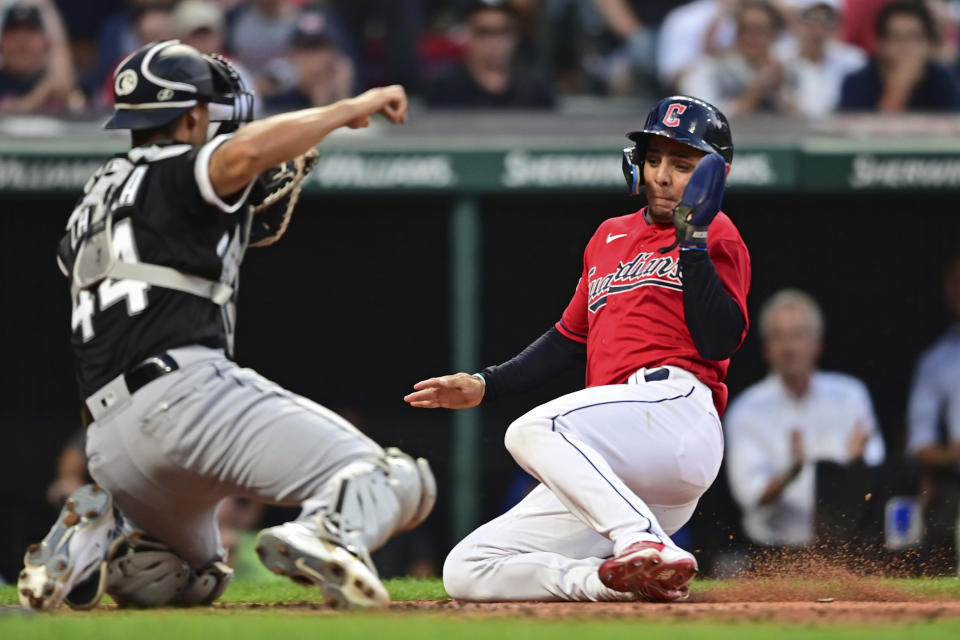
[105,40,253,137]
[622,95,733,196]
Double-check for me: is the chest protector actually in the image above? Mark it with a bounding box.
[58,150,250,353]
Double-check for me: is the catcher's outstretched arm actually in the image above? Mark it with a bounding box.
[209,85,407,198]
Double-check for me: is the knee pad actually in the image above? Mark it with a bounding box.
[104,533,191,607]
[178,560,233,605]
[103,532,232,607]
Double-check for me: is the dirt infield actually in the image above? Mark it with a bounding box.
[5,589,960,624]
[382,548,960,624]
[214,574,960,624]
[389,599,960,623]
[221,567,960,623]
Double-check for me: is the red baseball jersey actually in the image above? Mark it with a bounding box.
[555,208,751,414]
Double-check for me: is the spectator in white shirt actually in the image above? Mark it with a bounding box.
[906,254,960,574]
[725,289,885,547]
[777,1,866,116]
[657,0,736,91]
[679,0,797,116]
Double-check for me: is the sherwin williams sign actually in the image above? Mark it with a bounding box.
[0,145,956,194]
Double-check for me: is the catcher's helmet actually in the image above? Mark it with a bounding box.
[622,96,733,195]
[105,40,253,132]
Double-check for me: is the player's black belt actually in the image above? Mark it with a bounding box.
[125,353,179,394]
[82,353,180,427]
[643,368,670,382]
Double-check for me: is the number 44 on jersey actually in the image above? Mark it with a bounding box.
[70,218,150,342]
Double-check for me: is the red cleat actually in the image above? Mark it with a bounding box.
[598,541,698,602]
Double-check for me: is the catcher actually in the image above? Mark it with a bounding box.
[18,40,435,611]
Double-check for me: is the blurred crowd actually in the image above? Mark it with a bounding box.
[1,0,960,117]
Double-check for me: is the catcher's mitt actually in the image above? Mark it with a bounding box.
[248,146,319,247]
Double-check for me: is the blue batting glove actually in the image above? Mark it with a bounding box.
[674,152,726,251]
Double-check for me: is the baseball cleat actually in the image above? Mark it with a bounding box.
[255,522,389,609]
[18,484,117,611]
[598,540,698,603]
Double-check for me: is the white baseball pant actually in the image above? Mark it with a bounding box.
[444,366,723,601]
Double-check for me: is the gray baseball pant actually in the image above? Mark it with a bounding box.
[84,345,382,568]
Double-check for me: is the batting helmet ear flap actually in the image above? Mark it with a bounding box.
[621,146,644,196]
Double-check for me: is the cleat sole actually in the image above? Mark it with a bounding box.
[255,528,388,609]
[18,485,114,611]
[599,544,698,603]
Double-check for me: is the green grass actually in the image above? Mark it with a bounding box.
[0,576,446,606]
[1,611,960,640]
[216,575,449,603]
[693,576,960,600]
[882,577,960,599]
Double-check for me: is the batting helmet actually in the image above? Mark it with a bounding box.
[105,40,254,132]
[621,96,733,196]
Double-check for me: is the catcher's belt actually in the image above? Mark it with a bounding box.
[84,353,179,424]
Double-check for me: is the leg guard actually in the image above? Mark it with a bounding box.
[300,447,436,552]
[384,447,436,533]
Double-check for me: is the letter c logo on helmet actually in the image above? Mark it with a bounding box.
[621,95,734,196]
[662,103,687,127]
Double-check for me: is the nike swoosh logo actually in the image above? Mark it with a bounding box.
[606,233,628,244]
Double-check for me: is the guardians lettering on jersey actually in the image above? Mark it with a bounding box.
[587,252,681,313]
[555,209,752,414]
